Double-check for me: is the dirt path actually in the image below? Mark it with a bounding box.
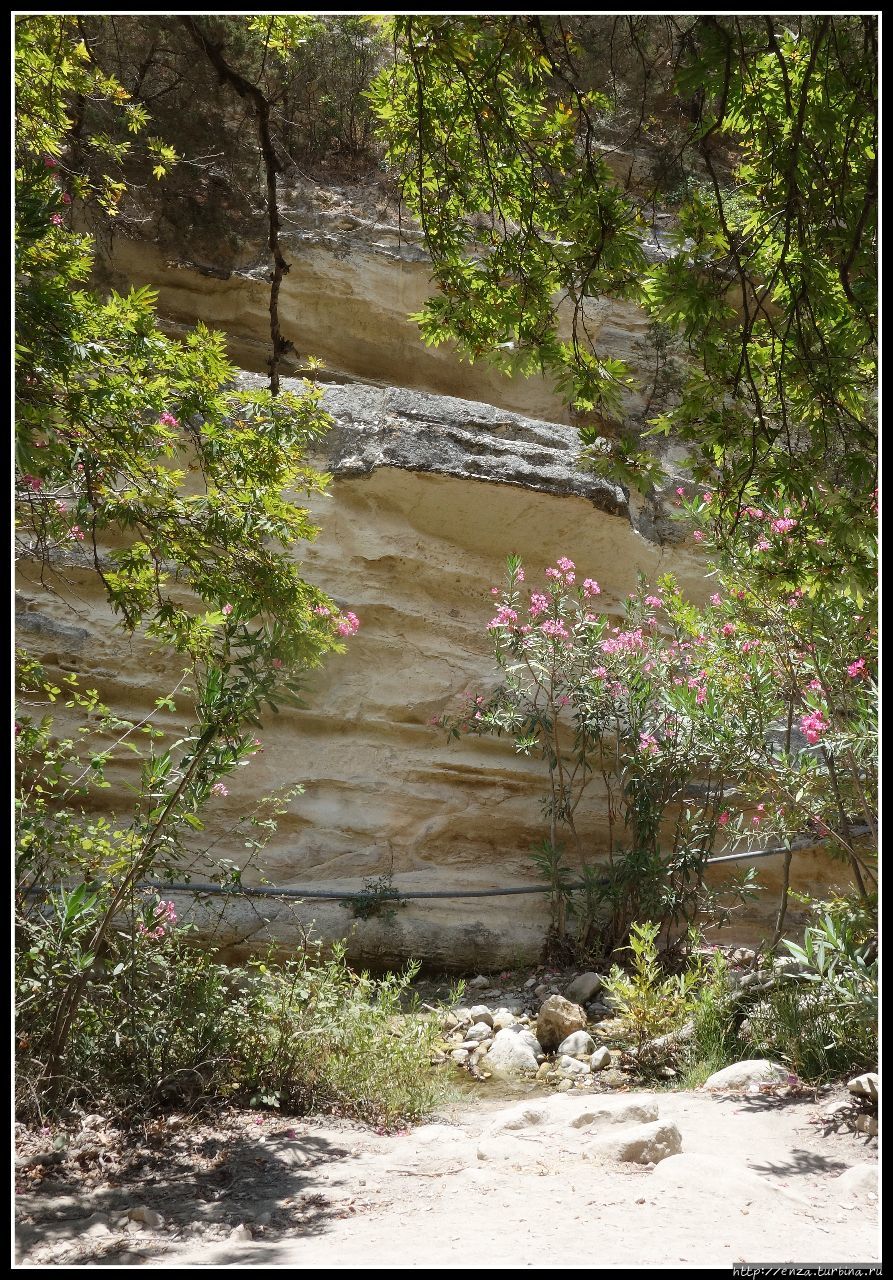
[15,1085,878,1268]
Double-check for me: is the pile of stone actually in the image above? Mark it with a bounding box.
[441,971,625,1088]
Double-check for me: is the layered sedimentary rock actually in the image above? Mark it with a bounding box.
[18,193,835,967]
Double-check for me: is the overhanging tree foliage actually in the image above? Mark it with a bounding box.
[371,15,877,601]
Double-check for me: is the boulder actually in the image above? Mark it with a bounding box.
[557,1055,590,1076]
[847,1073,879,1102]
[585,1120,682,1165]
[557,1030,595,1057]
[590,1047,612,1071]
[702,1060,789,1091]
[536,994,588,1051]
[483,1027,540,1077]
[564,972,604,1005]
[468,975,489,990]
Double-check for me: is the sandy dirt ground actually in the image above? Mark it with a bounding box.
[14,1083,879,1269]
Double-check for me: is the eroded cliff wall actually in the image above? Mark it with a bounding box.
[17,194,832,967]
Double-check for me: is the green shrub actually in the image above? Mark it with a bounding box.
[602,920,699,1075]
[681,949,746,1086]
[16,911,449,1127]
[744,912,877,1081]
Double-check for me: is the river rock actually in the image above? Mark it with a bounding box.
[557,1030,596,1056]
[834,1163,879,1201]
[558,1055,590,1076]
[468,1005,494,1028]
[564,972,603,1005]
[483,1027,540,1076]
[590,1047,611,1070]
[464,1022,493,1044]
[702,1060,789,1090]
[536,995,588,1051]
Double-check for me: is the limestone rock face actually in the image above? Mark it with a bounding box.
[19,187,846,969]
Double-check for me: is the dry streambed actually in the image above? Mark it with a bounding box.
[15,1087,878,1268]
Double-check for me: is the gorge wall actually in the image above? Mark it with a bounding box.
[17,188,836,969]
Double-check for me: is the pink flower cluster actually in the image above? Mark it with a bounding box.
[488,606,519,630]
[529,592,550,618]
[158,411,179,428]
[582,578,601,599]
[138,899,177,940]
[211,782,229,797]
[644,595,663,609]
[540,619,569,640]
[336,611,361,637]
[21,474,43,491]
[770,518,797,535]
[847,658,867,679]
[600,628,645,655]
[800,710,829,745]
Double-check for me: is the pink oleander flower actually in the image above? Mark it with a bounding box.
[696,686,707,705]
[158,411,179,428]
[337,611,361,636]
[847,658,867,679]
[50,213,64,226]
[221,603,233,616]
[544,567,561,581]
[211,782,229,797]
[692,530,704,542]
[770,518,797,535]
[807,678,823,691]
[600,627,645,655]
[528,592,550,618]
[21,474,43,491]
[55,500,67,513]
[487,606,519,630]
[556,557,575,573]
[592,666,607,679]
[272,658,283,669]
[639,732,660,756]
[557,694,570,707]
[644,595,663,609]
[43,154,57,168]
[710,593,722,607]
[61,192,72,205]
[582,578,601,598]
[516,568,525,582]
[68,524,85,541]
[721,623,735,636]
[800,710,829,745]
[744,507,764,520]
[676,487,685,496]
[718,812,729,826]
[490,587,500,595]
[540,619,569,640]
[754,538,771,552]
[312,605,331,617]
[702,492,712,503]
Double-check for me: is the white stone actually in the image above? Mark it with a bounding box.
[585,1120,682,1165]
[229,1225,253,1242]
[557,1030,596,1056]
[847,1073,879,1101]
[482,1027,539,1077]
[467,1005,494,1027]
[558,1055,590,1076]
[590,1047,612,1070]
[464,1022,492,1043]
[702,1060,789,1090]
